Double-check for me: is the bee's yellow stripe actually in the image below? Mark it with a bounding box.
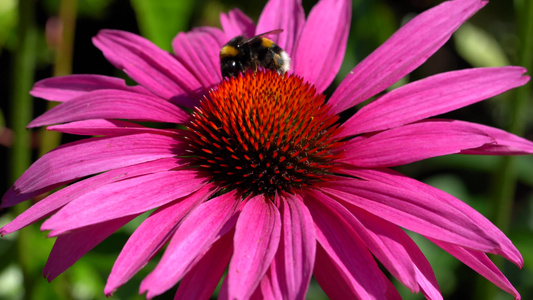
[261,38,274,48]
[220,45,239,58]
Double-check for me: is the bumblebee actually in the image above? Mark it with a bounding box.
[220,29,291,78]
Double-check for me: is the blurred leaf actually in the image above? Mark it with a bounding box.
[77,0,113,18]
[353,2,397,50]
[335,1,397,87]
[70,260,106,300]
[0,215,18,272]
[306,278,328,300]
[513,229,533,268]
[0,222,55,300]
[130,0,195,51]
[0,265,23,300]
[454,22,510,68]
[20,226,55,275]
[43,0,112,19]
[32,278,67,300]
[424,173,471,203]
[0,0,17,55]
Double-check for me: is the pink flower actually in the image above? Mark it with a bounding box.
[2,0,531,299]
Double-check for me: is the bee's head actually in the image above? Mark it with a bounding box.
[220,58,244,78]
[220,36,248,78]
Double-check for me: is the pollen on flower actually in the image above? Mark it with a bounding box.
[185,70,344,196]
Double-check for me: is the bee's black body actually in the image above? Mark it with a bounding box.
[220,29,291,78]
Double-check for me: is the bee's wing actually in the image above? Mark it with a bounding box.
[244,29,284,44]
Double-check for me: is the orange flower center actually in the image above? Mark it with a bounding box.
[186,71,343,196]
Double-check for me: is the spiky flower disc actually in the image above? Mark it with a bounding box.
[186,71,343,196]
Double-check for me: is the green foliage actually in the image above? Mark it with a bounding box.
[130,0,195,51]
[0,0,17,55]
[454,23,510,68]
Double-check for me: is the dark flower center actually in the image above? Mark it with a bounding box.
[185,71,343,196]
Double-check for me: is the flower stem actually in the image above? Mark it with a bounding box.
[10,1,36,182]
[493,0,533,247]
[10,0,38,298]
[55,0,77,77]
[493,0,533,246]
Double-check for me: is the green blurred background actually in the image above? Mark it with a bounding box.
[0,0,532,299]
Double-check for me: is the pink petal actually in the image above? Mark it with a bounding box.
[174,230,234,300]
[329,0,487,114]
[267,193,315,299]
[304,190,400,299]
[346,205,441,298]
[292,0,351,92]
[41,170,206,235]
[43,215,136,281]
[0,158,180,235]
[346,167,523,266]
[172,27,226,89]
[256,0,305,56]
[320,179,509,256]
[140,190,240,298]
[47,119,181,136]
[431,239,520,299]
[28,90,190,128]
[93,30,200,108]
[260,263,283,300]
[340,67,529,137]
[1,187,63,211]
[4,133,182,205]
[340,120,494,167]
[30,74,151,102]
[312,187,440,297]
[220,8,256,40]
[105,184,216,295]
[225,194,281,300]
[250,287,263,300]
[313,243,365,299]
[456,121,533,155]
